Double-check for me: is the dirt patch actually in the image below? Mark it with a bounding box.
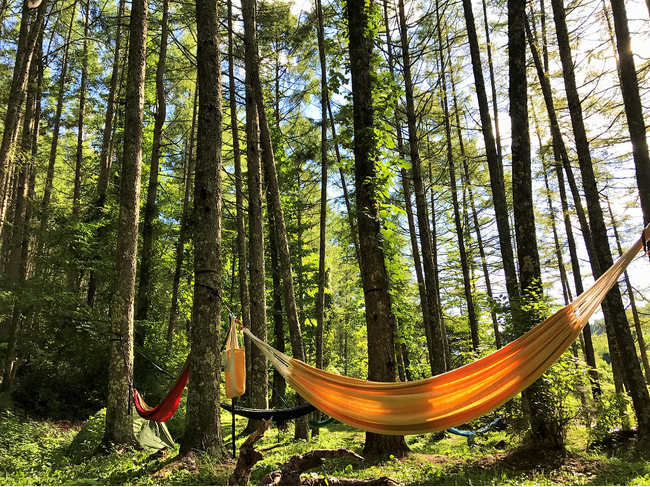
[473,447,606,476]
[412,453,460,466]
[153,451,200,478]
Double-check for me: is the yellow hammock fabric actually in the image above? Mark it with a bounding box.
[222,317,246,398]
[243,224,650,436]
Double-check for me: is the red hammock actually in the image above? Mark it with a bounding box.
[133,360,190,422]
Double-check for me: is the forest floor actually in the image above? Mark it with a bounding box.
[2,407,650,486]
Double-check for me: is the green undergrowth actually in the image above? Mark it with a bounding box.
[2,408,650,486]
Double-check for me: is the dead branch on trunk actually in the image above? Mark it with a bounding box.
[229,417,273,486]
[257,448,366,486]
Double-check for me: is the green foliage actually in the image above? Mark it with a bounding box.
[585,392,633,445]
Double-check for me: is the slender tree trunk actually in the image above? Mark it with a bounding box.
[460,0,519,305]
[242,0,268,431]
[0,46,40,393]
[168,87,197,346]
[268,204,286,415]
[72,0,90,216]
[384,0,435,369]
[41,0,75,231]
[552,0,650,441]
[526,14,602,394]
[399,0,446,374]
[0,0,48,221]
[243,0,309,440]
[180,0,225,458]
[136,0,170,328]
[347,0,410,457]
[436,5,479,351]
[87,0,125,307]
[608,0,650,224]
[607,198,650,384]
[101,0,147,448]
[312,0,328,436]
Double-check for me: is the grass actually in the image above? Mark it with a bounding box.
[2,408,650,486]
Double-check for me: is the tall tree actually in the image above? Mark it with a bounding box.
[168,88,197,345]
[243,0,310,440]
[241,0,268,431]
[136,0,171,327]
[551,0,650,441]
[607,0,650,224]
[87,0,125,307]
[435,0,479,352]
[347,0,410,457]
[180,0,225,457]
[511,0,554,448]
[72,0,91,217]
[0,0,48,222]
[460,0,519,305]
[101,0,148,448]
[399,0,446,373]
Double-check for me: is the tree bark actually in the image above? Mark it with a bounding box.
[242,0,268,432]
[136,0,170,328]
[347,0,409,457]
[180,0,225,458]
[243,0,309,439]
[72,0,90,217]
[101,0,148,448]
[399,0,446,373]
[168,87,197,346]
[0,0,48,223]
[552,0,650,441]
[87,0,125,307]
[608,0,650,225]
[460,0,519,306]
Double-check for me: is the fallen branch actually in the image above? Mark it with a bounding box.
[257,448,366,486]
[229,418,273,486]
[302,476,401,486]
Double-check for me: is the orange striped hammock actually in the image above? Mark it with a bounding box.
[243,224,650,436]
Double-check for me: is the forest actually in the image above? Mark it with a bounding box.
[1,0,650,482]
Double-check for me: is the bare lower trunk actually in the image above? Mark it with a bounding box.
[180,0,225,458]
[101,0,148,448]
[347,0,409,457]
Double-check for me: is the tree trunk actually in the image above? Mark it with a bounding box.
[242,0,268,432]
[87,0,125,307]
[0,43,40,393]
[460,0,519,306]
[180,0,225,458]
[168,87,197,346]
[243,0,309,440]
[136,0,170,328]
[0,0,48,222]
[312,0,328,436]
[227,0,251,363]
[436,3,479,352]
[101,0,148,449]
[383,0,435,370]
[72,0,90,217]
[607,198,650,384]
[552,0,650,441]
[347,0,410,457]
[399,0,446,374]
[511,0,555,448]
[608,0,650,225]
